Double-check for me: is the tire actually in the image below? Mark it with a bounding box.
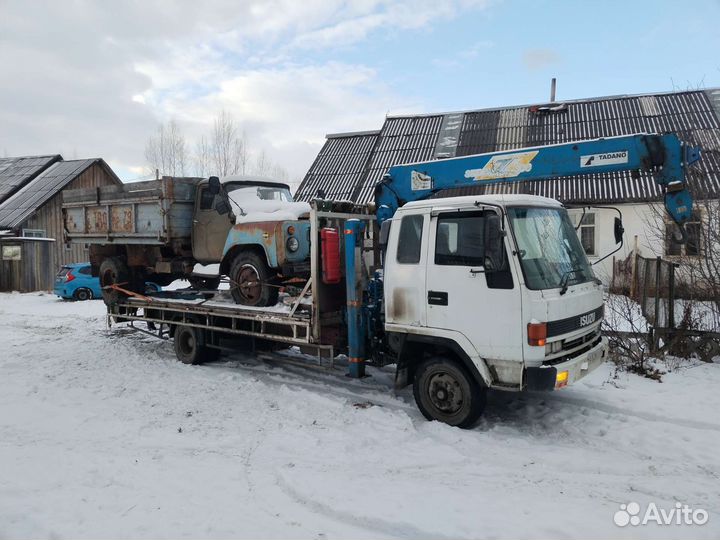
[413,357,486,428]
[144,283,160,294]
[173,325,221,365]
[99,257,129,306]
[73,288,92,301]
[229,252,278,307]
[189,276,221,291]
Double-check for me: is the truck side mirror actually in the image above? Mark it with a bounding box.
[215,199,231,215]
[614,216,624,245]
[208,176,221,195]
[378,220,392,249]
[483,213,506,272]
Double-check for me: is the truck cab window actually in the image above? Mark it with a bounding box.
[199,188,216,210]
[434,211,513,289]
[396,214,424,264]
[435,213,485,266]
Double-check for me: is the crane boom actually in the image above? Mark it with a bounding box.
[374,133,701,234]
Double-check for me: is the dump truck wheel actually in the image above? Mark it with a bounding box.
[413,357,486,428]
[229,252,278,307]
[99,257,129,306]
[73,288,92,301]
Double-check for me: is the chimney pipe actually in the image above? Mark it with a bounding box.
[550,78,557,102]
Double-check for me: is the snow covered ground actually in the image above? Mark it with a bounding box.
[1,292,719,539]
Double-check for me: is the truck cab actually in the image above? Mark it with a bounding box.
[192,176,312,305]
[383,194,608,424]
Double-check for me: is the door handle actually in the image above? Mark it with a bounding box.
[428,290,448,306]
[470,268,484,274]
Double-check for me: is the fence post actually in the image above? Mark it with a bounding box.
[668,262,675,330]
[654,256,661,328]
[629,235,639,299]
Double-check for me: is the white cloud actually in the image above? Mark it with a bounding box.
[0,0,490,180]
[522,48,561,71]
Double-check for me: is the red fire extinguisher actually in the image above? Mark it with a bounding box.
[321,227,342,284]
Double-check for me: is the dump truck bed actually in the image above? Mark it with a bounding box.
[62,177,198,245]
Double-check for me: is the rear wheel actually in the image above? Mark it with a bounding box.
[413,357,486,428]
[229,252,278,307]
[99,257,129,306]
[173,325,220,365]
[73,288,92,301]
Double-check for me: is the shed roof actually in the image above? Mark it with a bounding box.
[0,158,120,229]
[0,155,62,204]
[295,88,720,205]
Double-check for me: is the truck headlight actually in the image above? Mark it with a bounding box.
[286,237,299,252]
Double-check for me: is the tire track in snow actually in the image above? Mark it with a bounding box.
[274,471,458,540]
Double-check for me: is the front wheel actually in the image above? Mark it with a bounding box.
[413,357,486,428]
[228,252,278,307]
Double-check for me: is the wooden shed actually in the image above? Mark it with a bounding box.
[0,237,55,292]
[0,157,121,292]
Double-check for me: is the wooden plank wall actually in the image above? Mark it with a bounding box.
[0,241,54,292]
[15,163,119,290]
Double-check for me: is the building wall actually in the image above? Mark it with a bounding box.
[17,163,119,287]
[567,201,720,289]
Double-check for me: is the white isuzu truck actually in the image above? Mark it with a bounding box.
[63,133,700,427]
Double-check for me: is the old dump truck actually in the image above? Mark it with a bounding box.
[62,176,313,306]
[63,134,700,427]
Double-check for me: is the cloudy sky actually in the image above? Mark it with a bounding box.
[1,0,718,187]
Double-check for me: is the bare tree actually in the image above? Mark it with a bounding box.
[211,110,247,176]
[253,149,270,177]
[193,135,212,177]
[145,120,188,176]
[643,166,720,331]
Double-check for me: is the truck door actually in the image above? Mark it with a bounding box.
[383,211,428,327]
[425,210,522,361]
[192,185,233,263]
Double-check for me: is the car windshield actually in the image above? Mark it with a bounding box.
[507,206,594,290]
[225,184,293,203]
[56,266,71,278]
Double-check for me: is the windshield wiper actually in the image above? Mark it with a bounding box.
[559,267,583,295]
[559,266,601,294]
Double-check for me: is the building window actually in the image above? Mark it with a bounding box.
[572,212,596,256]
[1,245,21,260]
[666,214,702,257]
[22,229,45,238]
[396,214,424,264]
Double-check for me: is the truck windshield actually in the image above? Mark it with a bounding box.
[225,184,293,202]
[507,207,594,291]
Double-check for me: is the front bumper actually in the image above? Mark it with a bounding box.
[525,336,608,391]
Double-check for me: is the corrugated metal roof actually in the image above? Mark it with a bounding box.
[296,88,720,205]
[0,159,99,229]
[353,115,444,204]
[0,155,62,204]
[294,131,379,202]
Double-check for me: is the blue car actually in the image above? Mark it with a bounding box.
[54,262,160,301]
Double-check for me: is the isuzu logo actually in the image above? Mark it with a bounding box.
[579,313,596,327]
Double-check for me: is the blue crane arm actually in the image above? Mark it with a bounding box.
[374,133,701,230]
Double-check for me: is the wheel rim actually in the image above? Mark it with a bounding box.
[426,371,464,414]
[178,330,195,355]
[233,264,262,304]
